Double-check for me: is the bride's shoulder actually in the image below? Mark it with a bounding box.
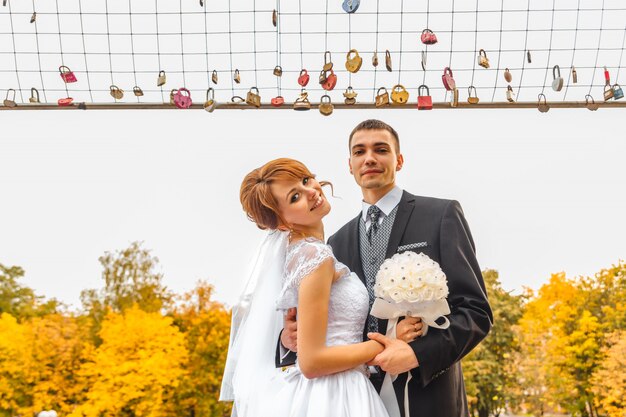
[285,238,334,273]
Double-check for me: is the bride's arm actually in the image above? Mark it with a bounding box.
[297,258,383,379]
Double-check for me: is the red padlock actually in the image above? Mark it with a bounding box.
[271,96,285,107]
[173,88,192,109]
[298,69,310,87]
[322,69,337,91]
[417,85,432,110]
[441,67,456,91]
[420,29,438,45]
[58,97,74,106]
[59,66,77,83]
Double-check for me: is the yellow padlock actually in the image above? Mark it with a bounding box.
[319,94,334,116]
[246,87,261,108]
[375,87,389,107]
[345,49,363,73]
[343,86,358,105]
[390,84,409,105]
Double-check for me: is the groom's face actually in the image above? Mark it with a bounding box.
[348,129,403,192]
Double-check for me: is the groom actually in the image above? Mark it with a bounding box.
[278,119,493,417]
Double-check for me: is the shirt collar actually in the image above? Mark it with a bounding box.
[361,186,403,222]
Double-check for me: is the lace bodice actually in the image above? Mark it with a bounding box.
[276,238,369,346]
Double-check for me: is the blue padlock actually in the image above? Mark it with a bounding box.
[613,84,624,100]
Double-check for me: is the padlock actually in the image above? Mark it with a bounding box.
[169,89,177,105]
[477,49,490,69]
[3,89,16,107]
[537,93,549,113]
[612,84,624,100]
[110,85,124,100]
[552,65,563,92]
[342,0,360,13]
[293,90,311,111]
[417,85,432,110]
[467,86,479,104]
[450,87,459,108]
[603,84,614,101]
[527,50,532,63]
[585,94,599,111]
[212,70,218,84]
[273,65,283,77]
[323,51,333,72]
[157,70,166,86]
[234,69,241,84]
[390,84,409,105]
[385,50,392,72]
[174,88,192,109]
[30,12,36,23]
[420,28,438,45]
[375,87,389,107]
[58,97,73,106]
[441,67,456,91]
[372,51,378,67]
[319,94,334,116]
[29,87,40,103]
[571,66,578,84]
[298,69,310,87]
[203,88,217,112]
[246,87,261,108]
[345,49,363,73]
[59,66,77,83]
[231,96,245,103]
[504,68,512,83]
[604,66,610,85]
[272,9,277,27]
[271,96,285,107]
[321,69,337,91]
[318,70,327,86]
[77,102,87,110]
[506,85,515,103]
[343,86,358,105]
[421,51,427,71]
[133,86,144,97]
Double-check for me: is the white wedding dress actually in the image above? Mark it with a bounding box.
[269,237,390,417]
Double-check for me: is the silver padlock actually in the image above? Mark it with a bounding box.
[552,65,563,92]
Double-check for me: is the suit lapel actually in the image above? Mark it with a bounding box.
[385,191,416,259]
[347,214,366,286]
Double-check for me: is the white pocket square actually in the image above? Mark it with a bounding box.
[397,242,428,252]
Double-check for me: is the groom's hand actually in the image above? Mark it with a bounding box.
[281,307,298,352]
[367,332,419,374]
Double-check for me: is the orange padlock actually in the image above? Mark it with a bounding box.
[298,69,310,87]
[321,69,337,91]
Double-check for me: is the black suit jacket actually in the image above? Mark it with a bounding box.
[327,191,493,417]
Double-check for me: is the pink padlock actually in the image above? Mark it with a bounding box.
[59,66,77,83]
[173,88,192,109]
[441,67,456,91]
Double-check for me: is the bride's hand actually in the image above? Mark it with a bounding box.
[396,316,424,343]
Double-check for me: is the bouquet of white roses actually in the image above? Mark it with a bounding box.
[371,251,451,332]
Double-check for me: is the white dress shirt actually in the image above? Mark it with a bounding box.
[361,186,403,230]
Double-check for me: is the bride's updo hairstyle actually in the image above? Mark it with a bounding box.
[240,158,331,231]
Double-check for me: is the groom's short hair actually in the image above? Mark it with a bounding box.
[349,119,400,153]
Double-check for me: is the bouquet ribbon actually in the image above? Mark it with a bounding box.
[370,298,451,417]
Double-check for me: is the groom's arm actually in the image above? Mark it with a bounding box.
[408,199,493,386]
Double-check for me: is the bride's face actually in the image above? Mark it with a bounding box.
[270,176,330,230]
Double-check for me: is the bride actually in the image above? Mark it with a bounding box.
[220,158,422,417]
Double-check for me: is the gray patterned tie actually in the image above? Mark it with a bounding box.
[366,205,381,243]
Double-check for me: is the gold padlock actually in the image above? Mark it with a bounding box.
[319,94,334,116]
[234,69,241,84]
[467,86,479,104]
[203,87,217,112]
[293,90,311,111]
[504,68,512,83]
[246,86,261,108]
[478,49,490,69]
[585,94,599,111]
[110,85,124,100]
[450,87,459,108]
[604,84,614,101]
[323,51,333,72]
[133,86,144,97]
[537,93,549,113]
[375,87,389,107]
[372,51,379,67]
[343,86,358,105]
[3,88,16,108]
[385,50,392,72]
[571,66,578,84]
[318,70,328,86]
[390,84,409,105]
[169,89,177,105]
[157,70,166,86]
[345,49,363,73]
[29,87,40,103]
[506,85,515,103]
[273,65,283,77]
[212,70,218,84]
